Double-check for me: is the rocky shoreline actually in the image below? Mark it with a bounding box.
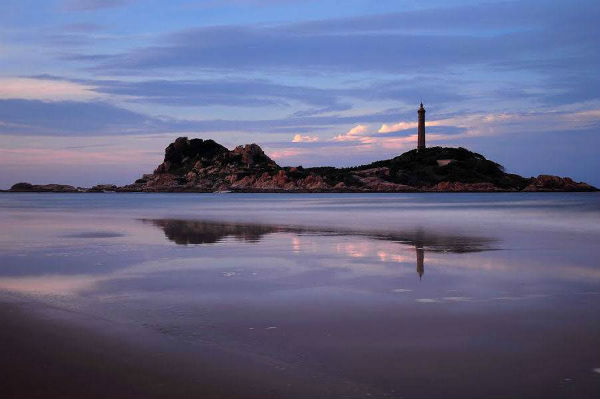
[6,137,597,193]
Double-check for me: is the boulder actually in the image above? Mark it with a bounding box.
[232,144,277,168]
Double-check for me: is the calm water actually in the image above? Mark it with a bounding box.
[1,193,600,397]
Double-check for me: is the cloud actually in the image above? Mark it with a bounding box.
[0,78,99,102]
[347,125,368,135]
[380,125,466,137]
[58,75,469,115]
[333,124,370,142]
[291,103,353,117]
[60,23,106,32]
[378,121,417,134]
[81,1,598,77]
[268,148,305,161]
[2,95,598,143]
[323,106,600,158]
[90,78,344,108]
[560,109,600,126]
[186,0,311,8]
[377,120,464,136]
[292,134,319,143]
[0,147,151,165]
[61,0,135,11]
[0,92,413,136]
[0,99,153,135]
[433,110,600,138]
[49,1,595,122]
[90,26,492,73]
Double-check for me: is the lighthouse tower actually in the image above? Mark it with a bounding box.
[417,102,426,151]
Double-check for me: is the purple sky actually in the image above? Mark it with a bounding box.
[1,0,599,188]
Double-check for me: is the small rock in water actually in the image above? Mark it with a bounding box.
[392,288,412,293]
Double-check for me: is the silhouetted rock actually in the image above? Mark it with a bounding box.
[154,138,229,174]
[10,182,35,191]
[121,137,287,192]
[9,182,78,192]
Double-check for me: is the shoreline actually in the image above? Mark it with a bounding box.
[2,189,599,193]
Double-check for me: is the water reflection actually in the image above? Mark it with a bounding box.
[146,220,277,244]
[143,219,497,280]
[416,247,424,280]
[2,195,600,398]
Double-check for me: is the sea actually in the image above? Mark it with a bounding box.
[1,192,599,397]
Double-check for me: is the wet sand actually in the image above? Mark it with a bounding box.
[0,299,375,398]
[3,295,600,398]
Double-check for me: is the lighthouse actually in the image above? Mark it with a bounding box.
[417,102,426,151]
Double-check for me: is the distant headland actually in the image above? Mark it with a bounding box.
[7,103,598,193]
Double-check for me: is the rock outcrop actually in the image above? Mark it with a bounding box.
[9,182,79,192]
[88,184,118,192]
[120,138,283,192]
[119,137,597,193]
[521,175,596,192]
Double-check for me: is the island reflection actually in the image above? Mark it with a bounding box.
[143,219,497,280]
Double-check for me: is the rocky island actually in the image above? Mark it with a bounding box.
[118,137,597,192]
[9,136,597,193]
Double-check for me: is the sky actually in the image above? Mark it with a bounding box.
[0,0,599,188]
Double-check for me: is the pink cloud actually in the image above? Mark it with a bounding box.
[0,77,99,101]
[332,124,371,142]
[268,148,305,160]
[0,148,152,165]
[292,134,319,143]
[378,121,417,133]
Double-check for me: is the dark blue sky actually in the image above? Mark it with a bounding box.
[0,0,599,187]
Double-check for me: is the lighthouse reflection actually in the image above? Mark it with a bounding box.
[416,247,425,279]
[144,219,495,279]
